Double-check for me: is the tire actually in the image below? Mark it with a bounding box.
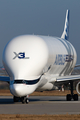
[25,99,29,104]
[73,94,78,101]
[20,96,29,104]
[20,97,26,104]
[13,96,19,102]
[66,94,71,101]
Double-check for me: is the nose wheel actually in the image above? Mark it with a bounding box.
[13,96,20,102]
[20,95,29,104]
[13,95,29,104]
[25,99,29,104]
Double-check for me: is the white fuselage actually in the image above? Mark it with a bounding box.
[2,35,77,97]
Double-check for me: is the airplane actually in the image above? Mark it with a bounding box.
[0,9,80,104]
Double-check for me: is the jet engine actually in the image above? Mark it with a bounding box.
[76,82,80,95]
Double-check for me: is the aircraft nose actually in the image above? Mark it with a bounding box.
[10,84,23,97]
[10,78,40,97]
[10,83,37,97]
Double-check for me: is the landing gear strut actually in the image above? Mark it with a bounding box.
[20,95,29,104]
[13,96,20,102]
[66,81,78,101]
[13,95,29,104]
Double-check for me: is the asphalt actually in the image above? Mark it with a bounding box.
[0,96,80,114]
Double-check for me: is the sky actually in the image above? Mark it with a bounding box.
[0,0,80,65]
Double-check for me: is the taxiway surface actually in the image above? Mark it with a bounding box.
[0,96,80,114]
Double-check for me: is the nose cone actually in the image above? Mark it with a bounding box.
[10,84,36,97]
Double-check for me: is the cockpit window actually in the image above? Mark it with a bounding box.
[14,78,40,85]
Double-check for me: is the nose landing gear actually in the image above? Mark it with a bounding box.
[13,95,29,104]
[20,95,29,104]
[13,96,20,102]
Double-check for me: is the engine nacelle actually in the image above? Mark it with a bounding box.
[76,82,80,95]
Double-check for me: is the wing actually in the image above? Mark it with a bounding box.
[0,76,10,82]
[50,74,80,83]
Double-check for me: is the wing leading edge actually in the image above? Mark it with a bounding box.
[50,74,80,83]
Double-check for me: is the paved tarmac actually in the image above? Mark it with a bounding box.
[0,96,80,114]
